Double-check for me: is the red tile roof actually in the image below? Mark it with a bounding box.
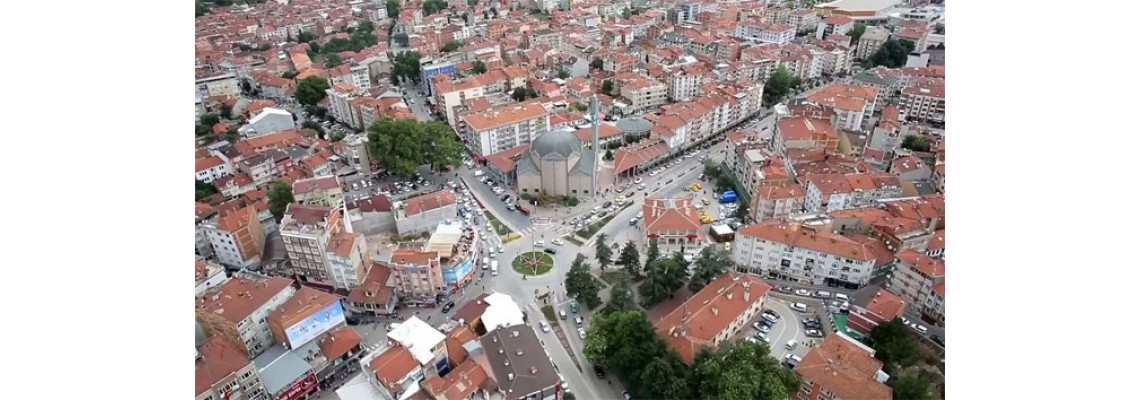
[422,358,489,400]
[614,139,670,175]
[268,287,341,335]
[319,326,362,361]
[195,335,253,397]
[655,273,771,364]
[404,190,457,216]
[292,175,340,194]
[643,197,702,232]
[896,249,945,277]
[370,346,420,390]
[348,262,394,307]
[795,335,891,400]
[196,276,295,324]
[737,220,877,261]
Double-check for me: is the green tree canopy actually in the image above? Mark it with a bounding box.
[367,118,463,177]
[604,273,637,314]
[296,76,331,106]
[639,257,685,307]
[565,254,601,308]
[866,38,916,68]
[763,66,802,106]
[422,0,447,15]
[636,351,692,399]
[199,113,221,127]
[622,8,632,19]
[849,23,867,44]
[590,58,603,70]
[583,310,670,381]
[594,233,613,269]
[324,53,343,68]
[557,69,570,79]
[391,51,423,84]
[688,246,730,292]
[871,317,920,370]
[297,31,316,43]
[268,180,295,221]
[601,79,614,95]
[618,241,641,277]
[645,238,661,267]
[441,40,463,53]
[472,60,487,74]
[604,148,614,161]
[196,179,218,201]
[385,0,399,19]
[393,33,410,47]
[890,373,935,400]
[691,340,802,400]
[301,121,326,138]
[901,135,932,152]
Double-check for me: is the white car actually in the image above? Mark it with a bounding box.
[634,177,643,184]
[791,303,808,312]
[794,289,812,296]
[540,321,551,333]
[535,240,545,247]
[911,323,929,334]
[551,238,565,246]
[577,328,587,339]
[498,245,504,253]
[649,170,658,176]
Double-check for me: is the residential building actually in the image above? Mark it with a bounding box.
[387,316,448,374]
[195,335,268,400]
[856,26,891,60]
[678,2,703,23]
[655,273,771,364]
[830,206,936,254]
[793,335,892,400]
[268,287,347,349]
[804,173,904,213]
[890,155,932,181]
[347,262,398,317]
[251,346,320,400]
[432,75,486,127]
[460,102,551,157]
[196,73,241,98]
[340,133,375,175]
[195,274,297,358]
[292,176,344,208]
[806,84,879,131]
[924,280,945,326]
[421,357,492,400]
[619,77,668,111]
[736,21,796,45]
[236,153,277,187]
[816,16,855,40]
[888,249,945,318]
[195,260,229,297]
[733,220,884,287]
[363,345,424,400]
[425,220,479,290]
[643,197,704,260]
[846,289,907,337]
[244,108,297,137]
[481,324,563,399]
[387,250,445,306]
[202,206,266,270]
[327,84,357,126]
[752,182,807,222]
[325,232,369,290]
[197,156,233,184]
[279,204,345,288]
[393,190,458,236]
[899,77,945,123]
[775,117,840,155]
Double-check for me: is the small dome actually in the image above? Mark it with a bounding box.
[616,117,652,136]
[530,129,582,159]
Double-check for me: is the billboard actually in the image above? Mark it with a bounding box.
[284,301,345,349]
[442,258,475,286]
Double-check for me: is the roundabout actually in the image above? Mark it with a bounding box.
[512,251,554,276]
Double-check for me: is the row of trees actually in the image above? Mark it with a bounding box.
[366,118,463,177]
[870,318,942,399]
[583,309,801,399]
[390,51,423,84]
[309,20,378,56]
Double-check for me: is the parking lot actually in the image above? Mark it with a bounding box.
[729,297,818,364]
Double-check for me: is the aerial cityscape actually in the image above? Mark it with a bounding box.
[193,0,946,399]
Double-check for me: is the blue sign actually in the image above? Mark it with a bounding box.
[284,302,346,349]
[442,258,475,286]
[421,63,456,96]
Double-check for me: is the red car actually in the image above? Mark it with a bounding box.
[518,206,531,216]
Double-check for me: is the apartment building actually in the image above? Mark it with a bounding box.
[899,77,945,123]
[733,220,883,287]
[339,133,375,175]
[655,273,770,364]
[196,73,241,98]
[195,335,268,400]
[804,173,905,213]
[393,190,459,237]
[236,153,277,187]
[292,176,344,208]
[846,289,907,337]
[481,324,563,399]
[667,64,707,101]
[735,21,796,45]
[856,26,891,60]
[324,232,369,290]
[889,249,945,317]
[643,197,704,260]
[267,286,347,349]
[196,156,233,184]
[774,117,840,155]
[806,84,879,131]
[816,16,855,40]
[387,250,445,306]
[279,204,345,288]
[752,182,807,222]
[460,102,551,157]
[793,335,891,400]
[347,262,398,317]
[196,274,297,358]
[620,77,669,111]
[202,206,266,270]
[433,75,486,127]
[196,260,229,297]
[326,84,357,126]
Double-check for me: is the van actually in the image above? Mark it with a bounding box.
[490,261,499,276]
[785,339,798,350]
[482,257,490,270]
[834,293,849,302]
[559,310,567,320]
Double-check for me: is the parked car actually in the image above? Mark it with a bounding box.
[551,238,565,246]
[815,290,832,298]
[575,316,584,326]
[578,327,587,339]
[441,301,456,313]
[569,302,579,313]
[540,321,551,333]
[930,335,944,346]
[911,323,929,334]
[791,303,808,312]
[805,329,823,338]
[594,366,606,379]
[794,289,812,296]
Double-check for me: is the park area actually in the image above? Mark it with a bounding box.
[512,251,553,276]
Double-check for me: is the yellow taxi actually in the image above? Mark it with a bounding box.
[701,197,710,205]
[690,183,702,192]
[699,212,713,224]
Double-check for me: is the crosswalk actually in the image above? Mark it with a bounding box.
[515,223,576,238]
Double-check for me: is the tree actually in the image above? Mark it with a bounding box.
[199,113,220,127]
[441,40,463,53]
[468,0,478,6]
[367,118,462,177]
[196,179,218,201]
[645,238,661,267]
[571,102,588,112]
[849,23,867,44]
[604,149,614,161]
[511,87,529,102]
[268,180,295,222]
[866,38,916,68]
[329,131,346,142]
[583,311,670,382]
[393,33,410,47]
[391,51,423,84]
[604,273,637,313]
[601,79,614,95]
[691,340,801,400]
[297,31,316,43]
[385,0,399,19]
[901,135,931,152]
[618,241,641,277]
[636,351,692,400]
[565,254,601,308]
[472,60,487,74]
[889,373,934,400]
[422,0,447,15]
[557,69,570,79]
[296,76,331,106]
[301,121,326,138]
[594,233,613,270]
[324,53,343,68]
[281,71,297,79]
[763,66,802,107]
[590,58,603,70]
[622,8,633,19]
[638,258,684,307]
[196,0,209,17]
[733,200,750,221]
[870,318,920,370]
[688,246,730,292]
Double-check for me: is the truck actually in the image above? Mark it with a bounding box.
[718,190,737,204]
[490,261,499,276]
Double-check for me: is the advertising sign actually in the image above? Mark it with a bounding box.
[442,258,474,286]
[275,372,317,400]
[284,302,345,349]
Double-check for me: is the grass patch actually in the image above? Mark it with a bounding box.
[601,270,631,285]
[502,233,522,243]
[565,235,585,246]
[575,215,615,239]
[483,211,513,236]
[540,305,558,322]
[512,251,554,276]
